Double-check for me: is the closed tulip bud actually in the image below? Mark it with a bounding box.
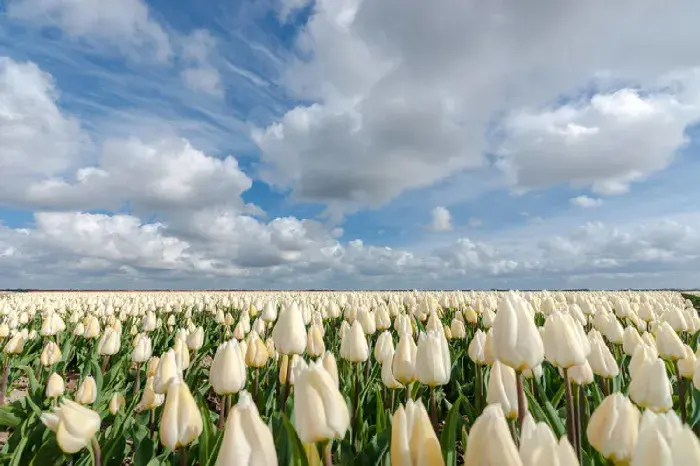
[109,393,125,415]
[520,416,577,466]
[98,327,120,356]
[375,306,392,331]
[358,309,377,335]
[262,301,277,322]
[293,360,350,443]
[564,360,594,385]
[272,302,307,355]
[83,316,100,339]
[130,325,138,336]
[41,399,101,454]
[0,324,8,338]
[464,307,479,324]
[632,410,673,466]
[186,326,204,350]
[306,324,325,357]
[587,393,639,464]
[464,404,521,465]
[391,399,444,466]
[629,343,658,380]
[4,332,24,354]
[415,329,451,387]
[622,327,643,356]
[492,294,544,372]
[216,391,277,466]
[146,356,160,377]
[173,338,190,371]
[160,378,203,450]
[321,351,339,388]
[73,322,85,337]
[588,335,619,378]
[210,340,247,395]
[132,333,153,363]
[629,357,673,412]
[374,331,395,364]
[522,364,543,379]
[167,315,177,327]
[75,376,97,405]
[340,321,369,363]
[154,350,182,394]
[450,318,466,339]
[468,329,488,365]
[677,344,695,379]
[233,322,246,341]
[45,372,65,398]
[641,331,656,348]
[382,354,404,389]
[142,311,157,332]
[392,332,417,384]
[487,360,521,419]
[41,340,62,366]
[139,376,164,410]
[245,331,269,368]
[543,311,590,369]
[655,322,685,361]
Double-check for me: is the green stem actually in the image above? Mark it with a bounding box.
[515,371,526,428]
[563,369,578,458]
[91,437,101,466]
[675,361,687,424]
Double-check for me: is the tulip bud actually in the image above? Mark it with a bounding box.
[75,376,97,405]
[391,399,445,465]
[520,415,577,466]
[487,360,521,419]
[132,333,153,363]
[40,340,62,366]
[109,393,125,415]
[4,332,25,354]
[670,425,700,464]
[45,372,65,398]
[271,302,307,355]
[83,316,100,339]
[492,294,544,372]
[340,321,369,363]
[139,376,164,410]
[98,327,121,356]
[173,338,190,371]
[655,322,685,361]
[464,404,520,465]
[306,324,325,357]
[41,400,101,454]
[392,332,417,384]
[587,393,639,464]
[216,391,277,465]
[154,350,182,394]
[210,340,247,395]
[588,333,619,378]
[293,360,350,443]
[245,331,269,368]
[321,351,339,388]
[186,326,204,350]
[543,311,590,369]
[677,345,695,379]
[415,329,451,387]
[629,357,673,412]
[382,354,403,389]
[146,356,160,377]
[374,331,395,364]
[565,360,594,386]
[160,378,203,450]
[73,322,85,337]
[450,318,466,339]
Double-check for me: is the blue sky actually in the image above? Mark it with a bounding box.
[1,0,700,289]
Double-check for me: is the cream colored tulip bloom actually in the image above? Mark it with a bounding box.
[159,378,203,450]
[41,400,101,454]
[391,399,445,466]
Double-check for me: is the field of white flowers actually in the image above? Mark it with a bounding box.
[0,290,698,465]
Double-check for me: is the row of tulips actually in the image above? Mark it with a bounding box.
[0,290,698,465]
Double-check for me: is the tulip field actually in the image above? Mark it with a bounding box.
[0,291,699,465]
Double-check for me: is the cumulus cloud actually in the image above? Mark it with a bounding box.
[570,196,603,208]
[253,0,700,215]
[8,0,172,61]
[0,57,86,193]
[430,206,452,231]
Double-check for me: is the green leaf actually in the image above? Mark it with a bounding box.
[440,396,467,466]
[9,436,28,466]
[689,388,700,428]
[529,379,566,438]
[354,428,391,466]
[91,359,104,402]
[198,400,216,466]
[374,387,386,434]
[134,436,156,466]
[281,413,309,466]
[30,438,64,466]
[0,406,22,427]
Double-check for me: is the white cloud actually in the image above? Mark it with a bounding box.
[430,206,452,231]
[570,195,604,208]
[496,84,700,194]
[8,0,172,61]
[468,217,483,228]
[0,58,86,200]
[25,136,254,213]
[253,0,700,215]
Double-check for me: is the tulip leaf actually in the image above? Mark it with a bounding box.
[440,395,467,466]
[280,413,309,466]
[197,400,217,466]
[353,427,390,466]
[91,359,104,402]
[689,388,700,428]
[528,379,566,438]
[134,437,156,466]
[29,437,64,466]
[0,406,22,427]
[9,436,28,466]
[374,387,386,433]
